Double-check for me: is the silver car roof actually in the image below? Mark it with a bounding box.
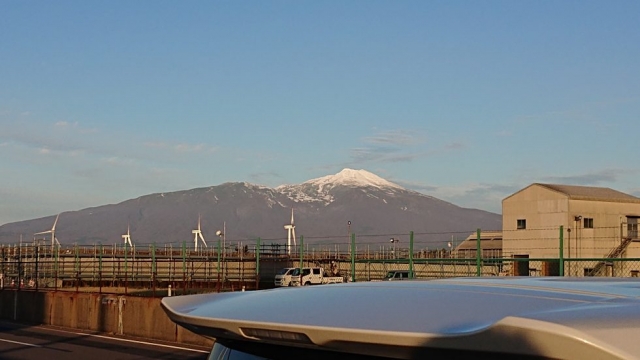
[161,277,640,359]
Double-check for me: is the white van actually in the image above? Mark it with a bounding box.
[274,267,296,287]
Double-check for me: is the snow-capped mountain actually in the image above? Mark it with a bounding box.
[277,169,405,205]
[301,168,404,191]
[0,169,502,246]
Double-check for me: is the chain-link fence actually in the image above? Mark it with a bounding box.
[0,242,261,295]
[3,226,639,295]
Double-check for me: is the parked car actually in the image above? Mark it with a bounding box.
[274,267,296,287]
[384,270,410,280]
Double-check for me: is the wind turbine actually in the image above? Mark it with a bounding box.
[192,215,207,251]
[34,213,61,251]
[284,208,296,255]
[122,224,133,247]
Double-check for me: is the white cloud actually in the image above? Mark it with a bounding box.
[401,180,520,214]
[144,141,216,154]
[445,142,466,150]
[144,142,167,149]
[104,156,135,166]
[540,169,637,186]
[348,129,427,165]
[363,129,422,146]
[174,143,206,153]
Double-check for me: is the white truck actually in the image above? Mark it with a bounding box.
[289,267,344,286]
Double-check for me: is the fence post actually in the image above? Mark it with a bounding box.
[99,243,103,294]
[409,231,414,279]
[215,237,220,292]
[476,229,481,277]
[34,244,39,291]
[54,245,58,291]
[351,233,356,282]
[559,225,564,276]
[0,245,6,290]
[152,242,156,296]
[124,243,128,294]
[299,235,304,285]
[255,238,261,289]
[17,244,22,291]
[75,244,80,291]
[181,240,187,293]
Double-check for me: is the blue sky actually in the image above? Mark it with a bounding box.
[1,1,639,225]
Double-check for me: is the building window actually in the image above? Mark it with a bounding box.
[628,223,638,239]
[584,218,594,229]
[517,219,526,229]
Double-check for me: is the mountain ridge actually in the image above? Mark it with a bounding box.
[0,169,502,247]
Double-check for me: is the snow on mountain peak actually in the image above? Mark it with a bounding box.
[304,168,404,190]
[275,169,405,205]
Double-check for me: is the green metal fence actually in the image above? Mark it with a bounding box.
[3,226,640,295]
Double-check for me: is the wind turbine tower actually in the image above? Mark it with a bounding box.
[192,215,207,251]
[122,224,133,247]
[284,208,296,255]
[34,213,61,252]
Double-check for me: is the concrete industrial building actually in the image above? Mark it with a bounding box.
[502,183,640,276]
[454,230,503,259]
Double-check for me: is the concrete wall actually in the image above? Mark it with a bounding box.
[0,289,214,349]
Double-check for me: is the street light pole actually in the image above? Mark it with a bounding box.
[389,238,399,259]
[216,228,224,288]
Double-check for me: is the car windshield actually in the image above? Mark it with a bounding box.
[276,268,292,275]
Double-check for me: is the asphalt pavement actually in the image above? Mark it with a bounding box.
[0,321,209,360]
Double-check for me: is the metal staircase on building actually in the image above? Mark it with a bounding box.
[585,238,633,277]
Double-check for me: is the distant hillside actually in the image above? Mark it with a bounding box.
[0,169,502,247]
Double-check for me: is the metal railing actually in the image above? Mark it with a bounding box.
[4,226,640,295]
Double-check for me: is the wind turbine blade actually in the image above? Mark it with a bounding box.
[291,208,294,225]
[285,227,290,254]
[199,233,208,247]
[293,227,296,247]
[52,213,60,231]
[34,230,52,236]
